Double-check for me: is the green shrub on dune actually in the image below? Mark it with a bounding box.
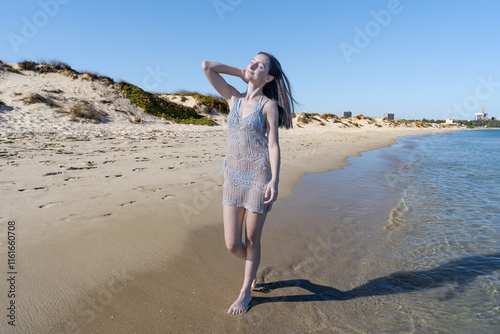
[119,82,217,126]
[192,94,229,115]
[48,60,73,71]
[173,90,229,115]
[18,60,38,71]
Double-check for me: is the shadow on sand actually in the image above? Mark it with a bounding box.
[250,253,500,309]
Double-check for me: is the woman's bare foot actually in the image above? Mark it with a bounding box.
[227,290,252,315]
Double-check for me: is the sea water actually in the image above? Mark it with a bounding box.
[370,129,500,333]
[255,130,500,333]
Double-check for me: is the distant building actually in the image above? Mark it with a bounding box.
[445,119,454,124]
[475,112,488,120]
[340,111,352,118]
[384,113,394,120]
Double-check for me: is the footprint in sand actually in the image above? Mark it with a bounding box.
[66,166,97,170]
[41,160,56,165]
[120,201,137,207]
[105,174,123,179]
[162,194,176,200]
[135,157,151,162]
[18,186,47,192]
[44,171,63,176]
[90,213,114,221]
[103,160,116,164]
[132,168,147,172]
[55,149,74,155]
[39,201,64,209]
[0,181,15,186]
[64,176,82,182]
[134,186,165,193]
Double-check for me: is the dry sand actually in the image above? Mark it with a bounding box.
[0,62,459,333]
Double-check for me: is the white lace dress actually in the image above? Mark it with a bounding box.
[222,93,272,214]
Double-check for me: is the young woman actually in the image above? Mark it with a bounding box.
[202,52,295,315]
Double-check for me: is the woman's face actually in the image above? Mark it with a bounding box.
[246,54,272,83]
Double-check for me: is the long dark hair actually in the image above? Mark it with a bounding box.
[259,52,296,129]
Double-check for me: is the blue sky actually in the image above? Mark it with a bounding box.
[1,0,499,120]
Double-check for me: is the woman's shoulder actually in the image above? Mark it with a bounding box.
[261,97,277,113]
[227,92,243,108]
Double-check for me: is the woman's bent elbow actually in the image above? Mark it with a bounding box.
[201,60,209,71]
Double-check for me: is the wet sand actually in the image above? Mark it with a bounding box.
[0,126,457,334]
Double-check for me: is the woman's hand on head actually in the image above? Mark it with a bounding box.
[201,61,242,101]
[241,68,249,84]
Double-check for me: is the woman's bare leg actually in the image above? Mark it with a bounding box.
[227,204,270,315]
[223,205,247,260]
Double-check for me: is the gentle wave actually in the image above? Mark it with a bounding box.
[385,191,408,231]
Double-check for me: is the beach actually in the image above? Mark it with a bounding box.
[3,0,499,330]
[0,126,457,333]
[0,63,462,333]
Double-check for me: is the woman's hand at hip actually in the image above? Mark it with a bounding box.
[264,180,278,204]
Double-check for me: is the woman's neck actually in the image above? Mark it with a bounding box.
[245,82,264,100]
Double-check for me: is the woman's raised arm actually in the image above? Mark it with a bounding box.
[201,61,247,101]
